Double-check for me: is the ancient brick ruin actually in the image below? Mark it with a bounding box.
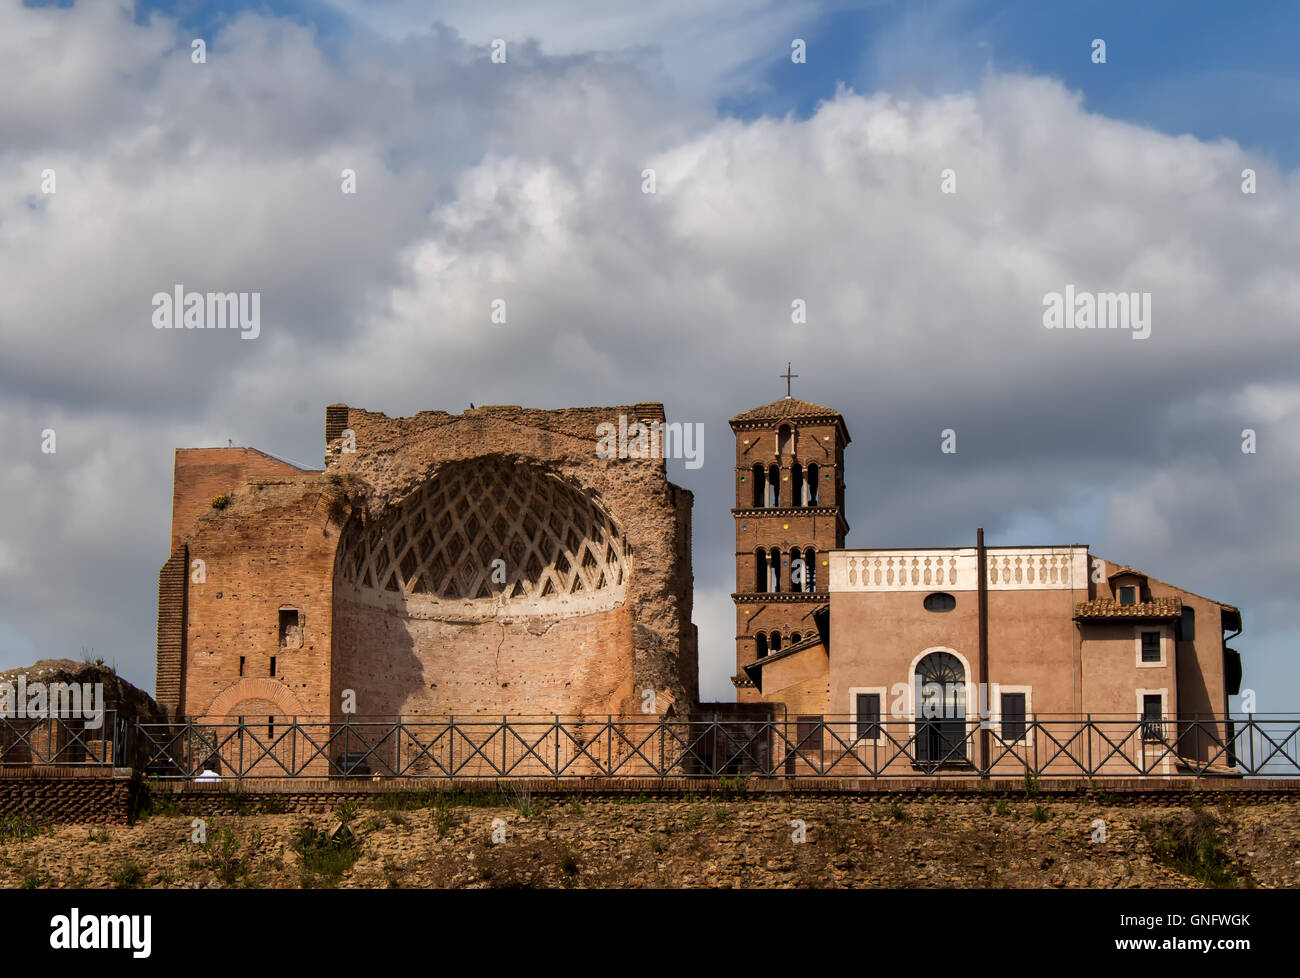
[157,402,698,724]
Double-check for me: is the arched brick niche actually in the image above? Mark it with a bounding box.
[330,457,637,718]
[334,457,632,619]
[203,678,306,720]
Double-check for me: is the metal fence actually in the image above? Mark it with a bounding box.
[0,712,133,767]
[3,713,1297,780]
[107,713,1300,781]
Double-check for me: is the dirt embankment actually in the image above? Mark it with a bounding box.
[1,794,1296,889]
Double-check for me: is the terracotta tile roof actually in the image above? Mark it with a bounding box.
[730,397,842,423]
[1095,556,1238,613]
[1074,597,1183,619]
[1106,564,1148,581]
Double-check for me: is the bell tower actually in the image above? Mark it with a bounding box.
[729,366,849,702]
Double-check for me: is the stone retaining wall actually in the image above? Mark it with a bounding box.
[3,768,1297,823]
[0,767,138,824]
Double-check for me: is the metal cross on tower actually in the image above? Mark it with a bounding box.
[780,362,798,398]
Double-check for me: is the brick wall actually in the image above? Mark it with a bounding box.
[155,545,188,718]
[330,600,636,717]
[0,768,138,824]
[149,775,1300,818]
[165,403,698,725]
[182,483,337,720]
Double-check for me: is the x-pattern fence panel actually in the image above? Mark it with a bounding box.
[110,714,1300,780]
[4,713,1296,779]
[0,713,132,767]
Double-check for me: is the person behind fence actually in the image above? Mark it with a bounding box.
[194,757,221,782]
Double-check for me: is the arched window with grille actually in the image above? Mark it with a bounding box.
[914,650,968,765]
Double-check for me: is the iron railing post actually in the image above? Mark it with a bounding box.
[1086,715,1092,777]
[1249,715,1255,773]
[658,715,665,776]
[1032,718,1039,776]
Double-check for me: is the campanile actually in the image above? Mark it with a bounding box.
[729,368,849,702]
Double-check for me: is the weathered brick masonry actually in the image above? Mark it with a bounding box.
[0,768,138,824]
[150,776,1300,818]
[157,403,698,733]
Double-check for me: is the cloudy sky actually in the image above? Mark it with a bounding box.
[2,0,1297,708]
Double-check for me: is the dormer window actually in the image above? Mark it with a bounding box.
[1108,567,1149,605]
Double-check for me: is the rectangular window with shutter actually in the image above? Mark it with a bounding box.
[1001,692,1027,742]
[1141,631,1162,663]
[855,693,881,741]
[796,716,822,753]
[1142,694,1164,740]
